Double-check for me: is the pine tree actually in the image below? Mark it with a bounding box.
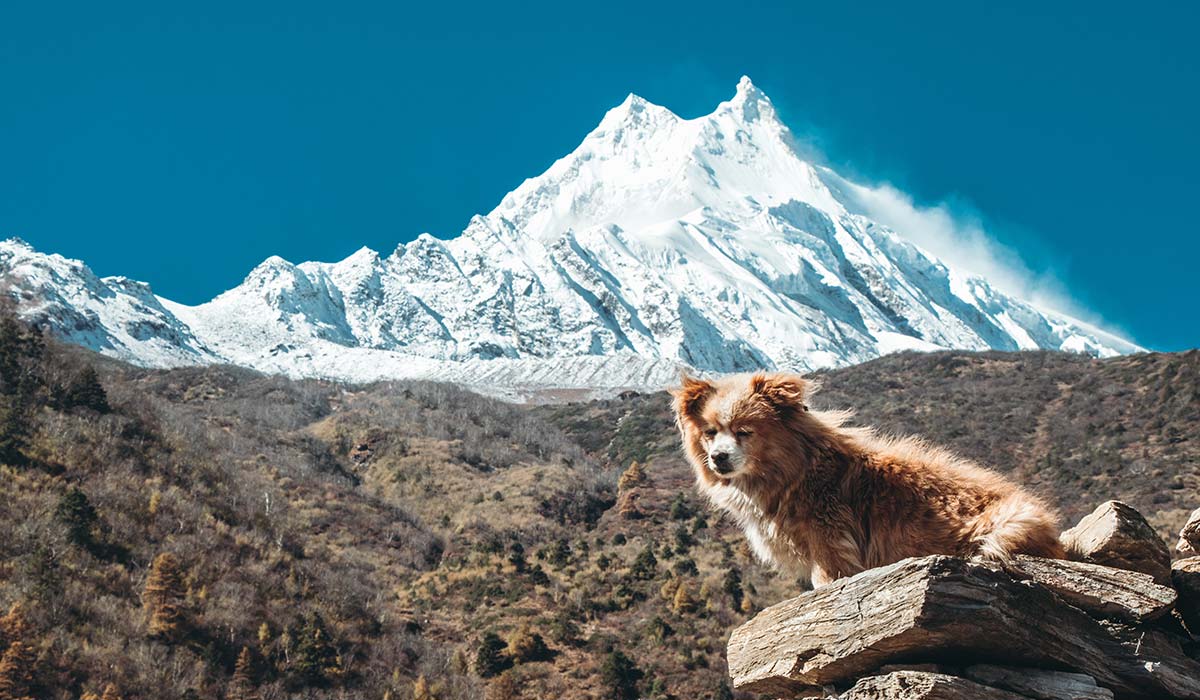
[616,461,646,491]
[672,582,697,614]
[474,631,511,678]
[630,545,657,580]
[227,646,258,700]
[0,314,43,467]
[143,552,187,641]
[0,640,35,700]
[292,614,339,684]
[0,398,30,467]
[723,568,744,609]
[599,650,642,700]
[59,366,109,413]
[0,603,28,645]
[55,487,98,548]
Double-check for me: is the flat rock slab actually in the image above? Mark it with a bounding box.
[1060,500,1171,584]
[1173,556,1200,637]
[964,664,1113,700]
[1179,508,1200,555]
[726,555,1200,699]
[1015,554,1176,622]
[842,671,1031,700]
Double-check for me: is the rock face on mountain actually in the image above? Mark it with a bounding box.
[0,78,1140,393]
[726,502,1200,699]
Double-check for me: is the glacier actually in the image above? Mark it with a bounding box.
[0,77,1141,399]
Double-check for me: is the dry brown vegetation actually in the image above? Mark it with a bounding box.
[0,310,1195,699]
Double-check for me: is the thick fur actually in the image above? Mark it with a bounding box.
[671,372,1064,587]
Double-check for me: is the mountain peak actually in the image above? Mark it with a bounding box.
[724,75,776,123]
[0,78,1142,395]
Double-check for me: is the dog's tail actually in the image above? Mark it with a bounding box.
[973,493,1065,562]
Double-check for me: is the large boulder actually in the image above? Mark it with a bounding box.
[1060,500,1171,583]
[1179,508,1200,555]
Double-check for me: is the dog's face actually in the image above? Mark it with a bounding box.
[671,372,810,480]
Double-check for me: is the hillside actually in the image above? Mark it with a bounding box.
[0,317,1194,699]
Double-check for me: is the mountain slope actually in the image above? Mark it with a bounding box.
[0,78,1141,393]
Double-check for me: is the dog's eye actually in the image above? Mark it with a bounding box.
[735,429,752,439]
[703,428,717,438]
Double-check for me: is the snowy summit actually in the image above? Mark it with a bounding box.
[0,77,1141,398]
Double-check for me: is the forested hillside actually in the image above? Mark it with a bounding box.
[0,313,1195,699]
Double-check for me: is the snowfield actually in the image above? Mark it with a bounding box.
[0,77,1141,399]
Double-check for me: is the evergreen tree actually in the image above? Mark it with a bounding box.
[0,640,35,700]
[55,488,98,548]
[599,650,642,700]
[60,366,109,413]
[0,315,43,397]
[0,398,30,467]
[672,582,697,614]
[292,614,339,685]
[143,552,187,641]
[474,631,511,678]
[616,461,646,491]
[630,545,657,580]
[228,646,258,700]
[723,568,744,609]
[0,604,28,645]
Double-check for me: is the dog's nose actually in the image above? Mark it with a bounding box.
[711,452,731,471]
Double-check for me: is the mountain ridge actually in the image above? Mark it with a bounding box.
[0,77,1142,395]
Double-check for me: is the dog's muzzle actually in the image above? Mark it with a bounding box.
[709,452,734,475]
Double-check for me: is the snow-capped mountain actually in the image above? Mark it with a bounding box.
[0,77,1140,398]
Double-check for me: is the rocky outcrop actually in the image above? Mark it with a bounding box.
[727,502,1198,699]
[1060,500,1172,583]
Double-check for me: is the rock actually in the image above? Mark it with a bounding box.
[842,671,1031,700]
[725,555,1200,699]
[1014,554,1176,622]
[963,664,1113,700]
[1174,556,1200,637]
[1179,508,1200,555]
[1060,500,1172,583]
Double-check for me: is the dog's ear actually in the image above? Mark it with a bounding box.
[670,372,714,418]
[750,373,809,417]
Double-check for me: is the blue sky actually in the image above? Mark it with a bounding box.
[2,1,1196,350]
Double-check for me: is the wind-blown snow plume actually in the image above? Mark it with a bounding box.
[0,76,1141,399]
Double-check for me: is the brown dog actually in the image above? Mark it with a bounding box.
[671,372,1063,587]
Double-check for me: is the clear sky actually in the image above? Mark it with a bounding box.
[2,1,1196,350]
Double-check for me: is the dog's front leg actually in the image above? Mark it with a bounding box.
[812,533,866,586]
[810,563,834,588]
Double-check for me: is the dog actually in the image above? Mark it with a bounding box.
[671,372,1063,587]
